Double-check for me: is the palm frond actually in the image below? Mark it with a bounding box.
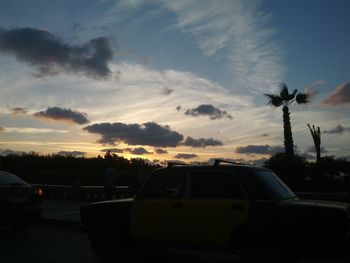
[287,89,298,101]
[295,93,310,104]
[279,83,289,100]
[264,94,283,107]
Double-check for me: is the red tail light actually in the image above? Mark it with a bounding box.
[35,187,44,197]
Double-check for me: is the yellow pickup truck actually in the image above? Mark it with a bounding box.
[80,160,350,262]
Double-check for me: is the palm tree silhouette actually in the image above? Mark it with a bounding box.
[264,83,310,159]
[307,124,321,163]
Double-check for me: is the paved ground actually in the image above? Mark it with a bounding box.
[0,224,240,263]
[41,199,86,223]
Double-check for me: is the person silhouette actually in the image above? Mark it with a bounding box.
[104,158,117,200]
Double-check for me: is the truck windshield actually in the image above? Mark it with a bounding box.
[255,170,296,201]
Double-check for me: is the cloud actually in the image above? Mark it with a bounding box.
[304,80,326,98]
[185,104,233,120]
[83,121,184,147]
[235,144,284,155]
[155,148,168,154]
[56,151,86,157]
[129,147,153,155]
[33,107,89,125]
[322,82,350,106]
[182,136,223,148]
[0,27,114,79]
[0,149,27,156]
[11,107,28,115]
[305,146,327,154]
[163,0,285,93]
[33,107,89,124]
[175,153,198,159]
[323,125,350,134]
[101,148,125,153]
[161,87,174,95]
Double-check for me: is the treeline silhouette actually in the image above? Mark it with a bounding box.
[0,152,349,193]
[0,152,159,187]
[265,153,350,192]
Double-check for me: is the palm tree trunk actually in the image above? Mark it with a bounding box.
[282,106,295,159]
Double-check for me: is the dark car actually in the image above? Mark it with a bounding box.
[81,160,350,262]
[0,171,43,228]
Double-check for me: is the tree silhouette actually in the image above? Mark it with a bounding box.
[307,124,321,163]
[264,83,310,159]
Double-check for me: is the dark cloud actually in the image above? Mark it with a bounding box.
[56,151,86,157]
[155,148,168,154]
[11,107,28,115]
[323,125,350,134]
[83,122,184,147]
[176,105,182,111]
[0,149,27,156]
[305,146,327,154]
[175,153,198,159]
[0,27,114,79]
[101,148,124,153]
[161,87,174,96]
[72,23,86,31]
[0,127,4,132]
[33,107,89,125]
[185,104,233,120]
[182,136,223,148]
[235,145,284,155]
[322,82,350,106]
[129,147,153,155]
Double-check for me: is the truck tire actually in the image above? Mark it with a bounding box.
[89,218,130,261]
[240,234,294,263]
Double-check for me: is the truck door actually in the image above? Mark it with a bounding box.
[130,170,187,245]
[184,171,249,249]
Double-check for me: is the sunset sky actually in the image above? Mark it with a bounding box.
[0,0,349,164]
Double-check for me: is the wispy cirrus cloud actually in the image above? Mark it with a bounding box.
[33,107,90,125]
[304,80,326,98]
[322,82,350,106]
[0,27,114,79]
[164,0,285,93]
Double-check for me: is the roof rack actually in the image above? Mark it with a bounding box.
[167,162,187,168]
[213,159,247,166]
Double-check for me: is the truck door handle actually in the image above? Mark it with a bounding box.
[173,203,183,209]
[232,204,244,211]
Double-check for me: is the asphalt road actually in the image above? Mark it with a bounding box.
[0,224,346,263]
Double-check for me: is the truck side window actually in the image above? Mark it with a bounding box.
[190,172,245,199]
[137,171,185,199]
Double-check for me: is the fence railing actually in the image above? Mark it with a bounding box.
[32,184,132,201]
[32,183,350,203]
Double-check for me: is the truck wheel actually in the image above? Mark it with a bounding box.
[240,235,292,263]
[89,231,118,261]
[89,221,130,261]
